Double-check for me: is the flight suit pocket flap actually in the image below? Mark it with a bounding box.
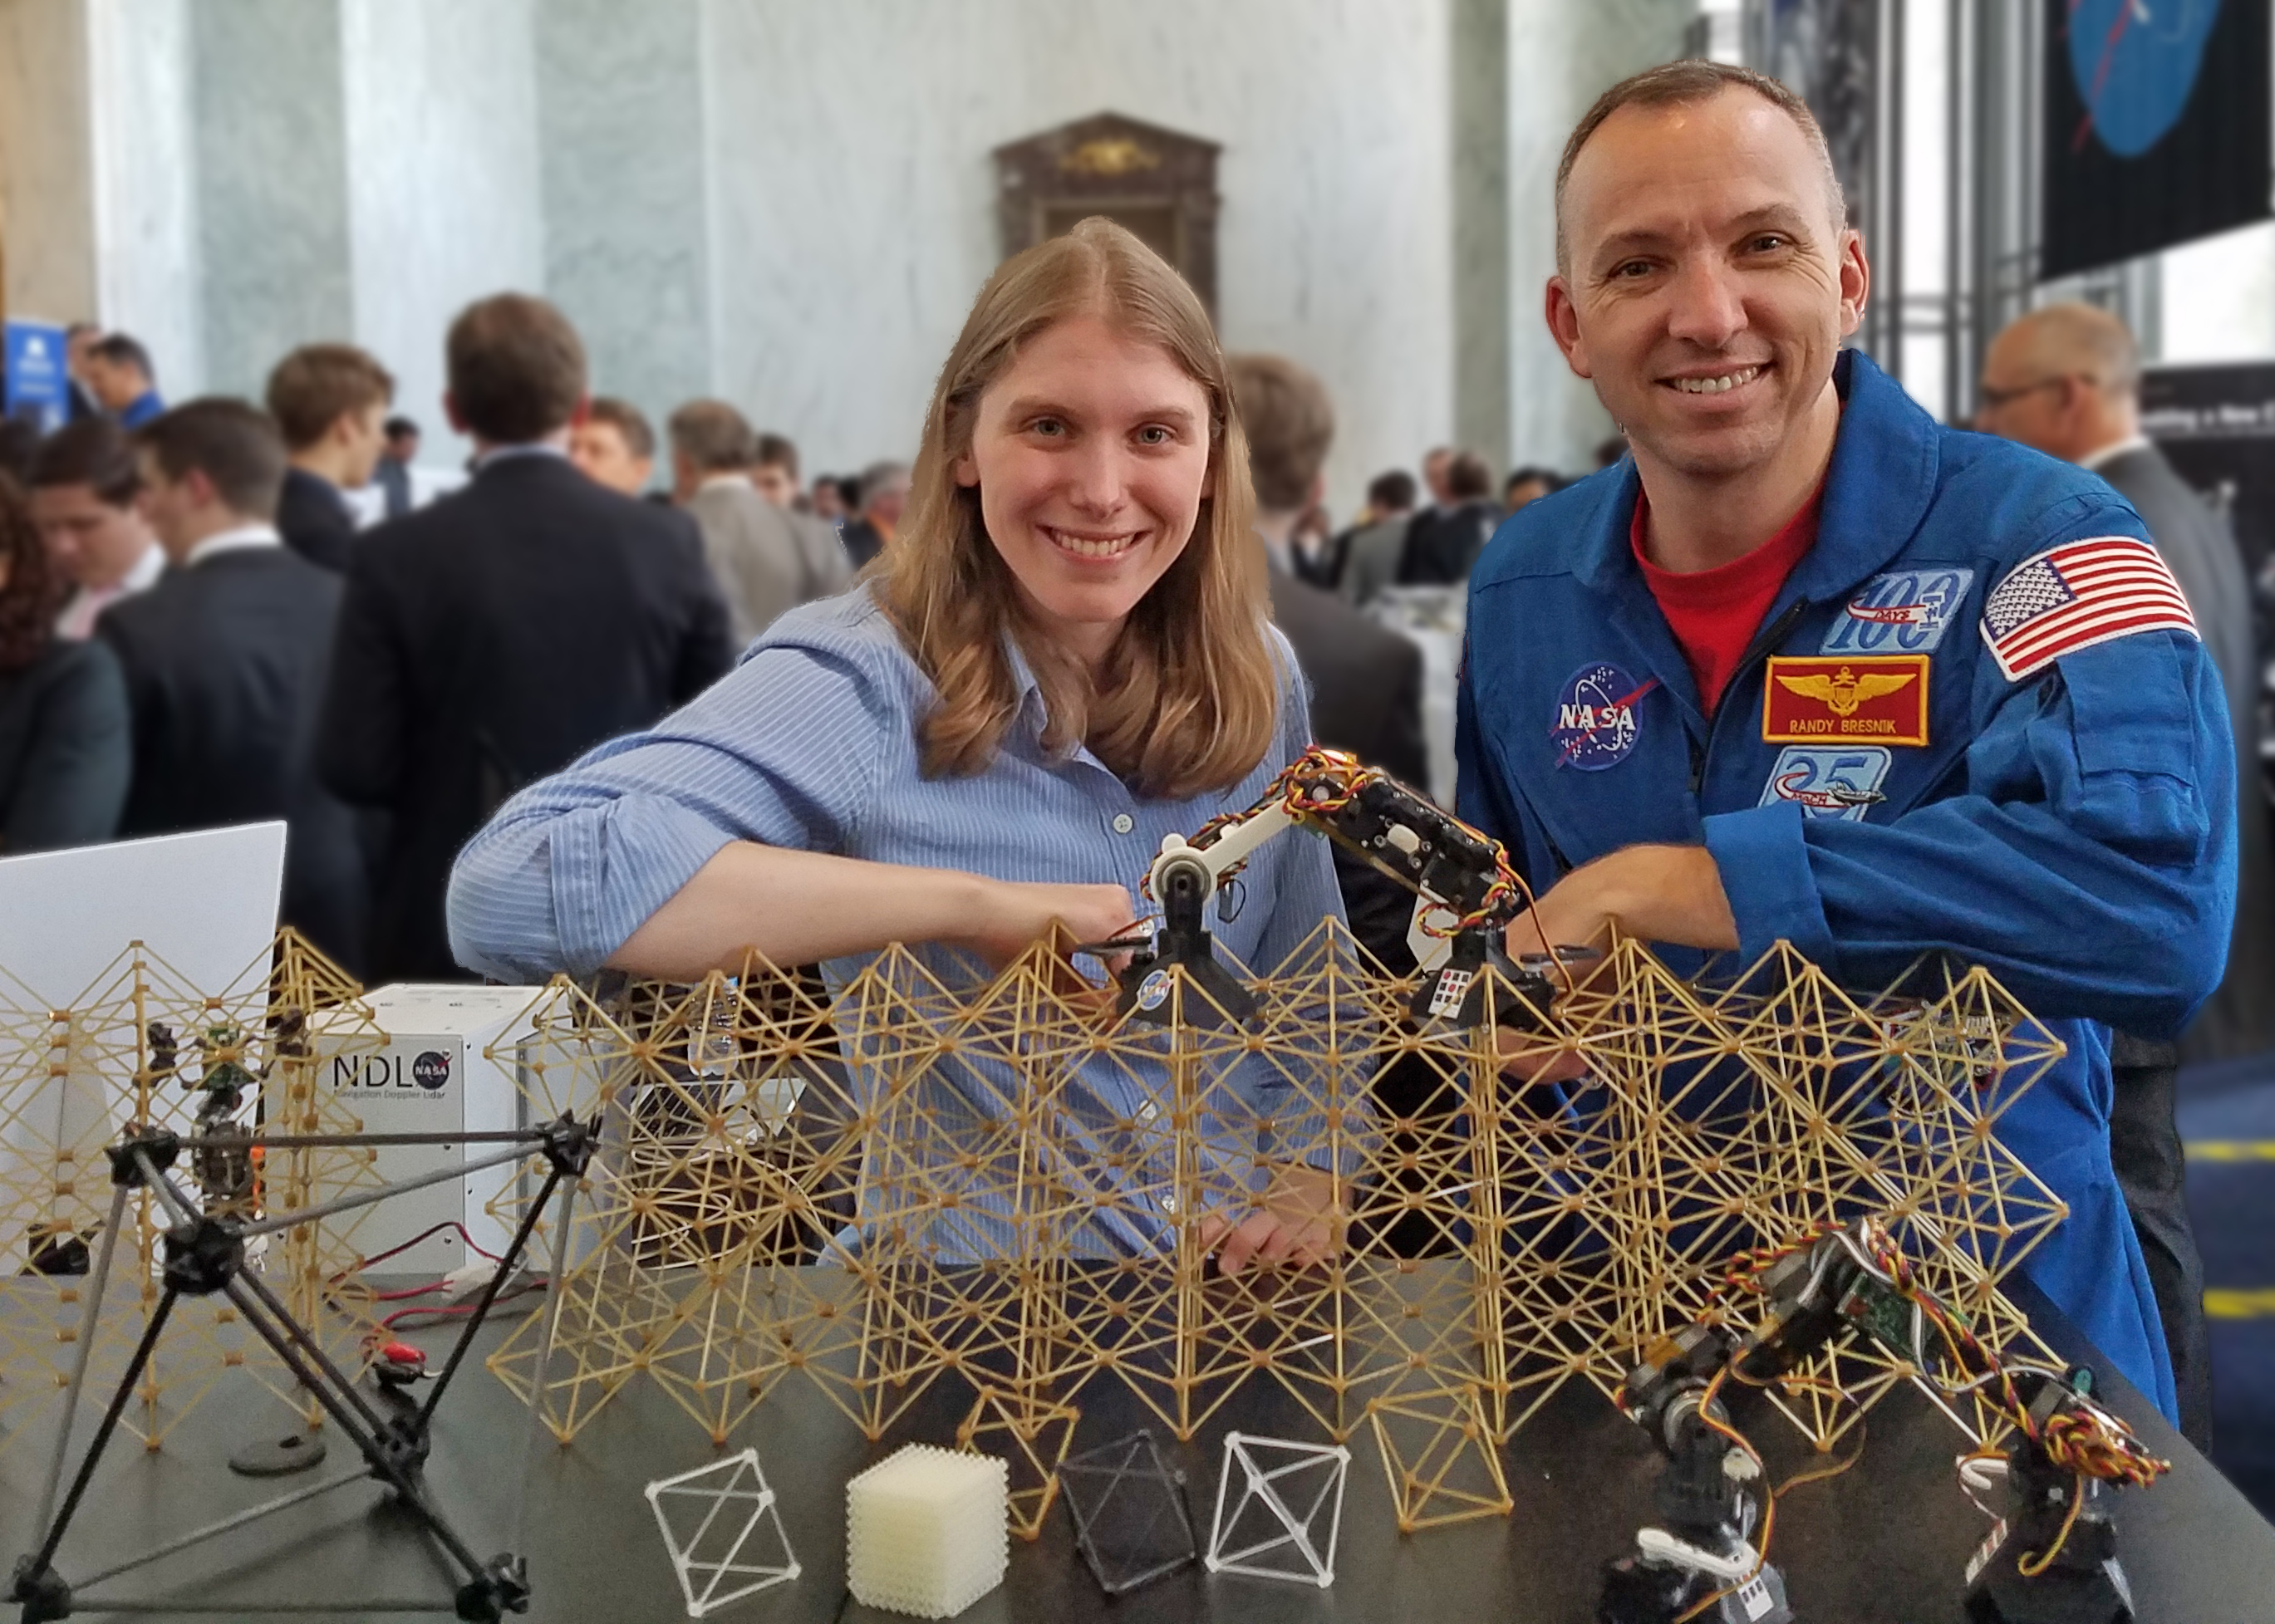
[2059,637,2203,865]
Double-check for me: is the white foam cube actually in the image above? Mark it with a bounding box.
[845,1445,1009,1618]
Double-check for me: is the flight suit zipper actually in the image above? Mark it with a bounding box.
[1701,598,1812,785]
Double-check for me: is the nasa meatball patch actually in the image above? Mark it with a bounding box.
[1551,662,1655,771]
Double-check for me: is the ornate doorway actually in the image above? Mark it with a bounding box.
[993,112,1222,319]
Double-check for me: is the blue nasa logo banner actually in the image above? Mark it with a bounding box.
[1757,745,1893,822]
[2066,0,2219,159]
[1550,661,1653,772]
[2042,0,2268,278]
[1821,567,1975,655]
[2,320,71,434]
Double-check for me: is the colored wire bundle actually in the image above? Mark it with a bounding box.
[1716,1216,2169,1575]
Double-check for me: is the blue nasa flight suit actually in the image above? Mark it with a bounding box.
[1457,351,2236,1422]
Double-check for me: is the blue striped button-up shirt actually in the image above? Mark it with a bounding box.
[447,586,1366,1257]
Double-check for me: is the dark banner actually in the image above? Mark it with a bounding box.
[2042,0,2271,279]
[2140,360,2275,583]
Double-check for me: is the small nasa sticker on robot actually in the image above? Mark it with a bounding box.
[1134,969,1173,1013]
[1821,567,1976,655]
[1757,746,1893,822]
[1550,662,1656,772]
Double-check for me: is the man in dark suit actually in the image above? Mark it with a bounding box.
[376,417,420,518]
[268,344,396,572]
[1980,301,2265,1450]
[1398,449,1501,586]
[1226,353,1428,969]
[98,400,366,970]
[317,293,735,983]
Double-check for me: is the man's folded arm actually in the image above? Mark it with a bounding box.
[1703,630,2234,1038]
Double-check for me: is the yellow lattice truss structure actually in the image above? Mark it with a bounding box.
[0,930,386,1451]
[481,922,2071,1536]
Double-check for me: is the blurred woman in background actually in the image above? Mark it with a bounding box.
[0,473,130,853]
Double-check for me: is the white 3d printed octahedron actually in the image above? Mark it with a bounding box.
[1204,1431,1350,1587]
[846,1444,1010,1618]
[644,1449,801,1619]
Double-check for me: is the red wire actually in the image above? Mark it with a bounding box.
[375,1279,546,1334]
[337,1220,507,1283]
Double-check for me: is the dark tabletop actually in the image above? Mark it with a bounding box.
[2,1275,2269,1623]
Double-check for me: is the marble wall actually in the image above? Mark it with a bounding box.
[535,0,715,446]
[1450,0,1511,465]
[1504,0,1698,472]
[2,0,1697,493]
[341,0,545,458]
[700,0,1456,516]
[193,0,351,398]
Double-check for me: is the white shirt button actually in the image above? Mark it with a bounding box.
[1111,813,1135,835]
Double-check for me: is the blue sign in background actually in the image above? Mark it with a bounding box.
[3,320,72,434]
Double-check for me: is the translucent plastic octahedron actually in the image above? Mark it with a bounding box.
[845,1444,1010,1618]
[1204,1431,1350,1587]
[1057,1430,1198,1595]
[644,1448,800,1618]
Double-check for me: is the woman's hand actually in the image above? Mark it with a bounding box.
[953,877,1141,973]
[1196,1163,1342,1277]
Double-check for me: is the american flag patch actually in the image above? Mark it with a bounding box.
[1979,536,2197,683]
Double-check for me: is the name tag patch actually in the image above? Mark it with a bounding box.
[1822,567,1975,654]
[1551,661,1655,771]
[1762,655,1929,745]
[1758,746,1893,821]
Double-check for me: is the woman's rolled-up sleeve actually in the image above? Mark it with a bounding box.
[447,634,893,982]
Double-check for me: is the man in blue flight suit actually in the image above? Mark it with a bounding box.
[1458,61,2234,1423]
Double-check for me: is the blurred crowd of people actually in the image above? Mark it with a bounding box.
[0,288,1577,985]
[0,287,2261,1037]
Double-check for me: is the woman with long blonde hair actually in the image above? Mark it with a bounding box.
[450,219,1353,1270]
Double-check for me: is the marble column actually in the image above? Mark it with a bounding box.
[533,0,715,449]
[1,0,207,389]
[191,0,351,398]
[88,0,204,394]
[1504,0,1695,473]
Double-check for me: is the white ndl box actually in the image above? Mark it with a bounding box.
[316,984,543,1278]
